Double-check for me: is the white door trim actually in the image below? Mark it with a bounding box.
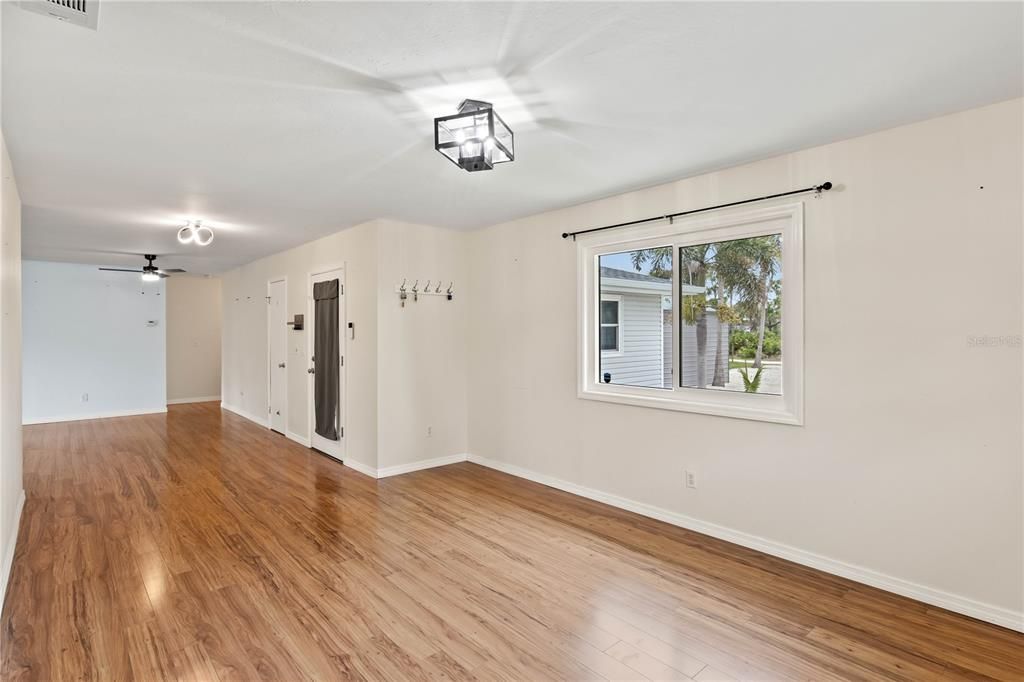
[306,264,346,462]
[267,276,288,434]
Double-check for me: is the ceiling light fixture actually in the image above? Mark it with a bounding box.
[193,223,214,246]
[177,220,214,246]
[434,99,514,173]
[177,222,195,244]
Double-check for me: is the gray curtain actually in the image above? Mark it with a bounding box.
[313,279,339,440]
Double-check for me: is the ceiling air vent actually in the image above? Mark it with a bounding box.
[19,0,99,30]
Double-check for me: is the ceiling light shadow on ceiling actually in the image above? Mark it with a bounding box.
[156,2,403,96]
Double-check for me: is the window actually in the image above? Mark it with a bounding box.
[599,253,671,387]
[599,296,621,353]
[578,203,803,424]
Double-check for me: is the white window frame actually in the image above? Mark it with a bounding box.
[577,202,804,425]
[599,294,623,355]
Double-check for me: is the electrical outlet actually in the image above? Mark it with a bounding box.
[426,426,433,437]
[81,393,89,403]
[685,470,697,489]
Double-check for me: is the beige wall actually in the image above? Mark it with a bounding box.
[217,99,1022,628]
[166,276,222,403]
[466,99,1023,626]
[376,220,469,471]
[221,218,469,474]
[0,131,24,608]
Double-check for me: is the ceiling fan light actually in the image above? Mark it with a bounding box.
[194,225,214,246]
[141,272,160,282]
[177,224,195,244]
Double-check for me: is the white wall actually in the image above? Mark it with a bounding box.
[22,261,167,423]
[467,99,1023,628]
[220,218,469,475]
[222,220,381,470]
[166,276,222,403]
[0,131,24,610]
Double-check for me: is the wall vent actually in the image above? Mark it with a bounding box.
[19,0,99,30]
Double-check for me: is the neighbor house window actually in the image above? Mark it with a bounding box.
[599,296,621,353]
[577,202,803,424]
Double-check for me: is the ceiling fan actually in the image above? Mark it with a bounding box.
[99,254,186,282]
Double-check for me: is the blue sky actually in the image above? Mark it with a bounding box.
[600,250,650,274]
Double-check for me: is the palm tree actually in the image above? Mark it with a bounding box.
[748,235,781,369]
[706,242,746,385]
[629,236,780,384]
[678,244,711,387]
[629,247,672,279]
[721,236,781,369]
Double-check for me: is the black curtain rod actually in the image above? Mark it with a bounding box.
[561,181,833,240]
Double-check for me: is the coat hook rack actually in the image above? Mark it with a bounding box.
[393,279,455,304]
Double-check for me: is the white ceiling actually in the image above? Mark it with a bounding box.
[3,1,1021,274]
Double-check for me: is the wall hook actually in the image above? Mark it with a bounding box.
[399,278,408,307]
[411,280,419,302]
[435,281,442,294]
[446,282,454,300]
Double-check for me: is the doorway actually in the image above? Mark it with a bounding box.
[267,278,287,434]
[307,266,345,461]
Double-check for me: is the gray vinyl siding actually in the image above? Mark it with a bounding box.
[600,292,665,388]
[663,312,672,387]
[679,311,729,387]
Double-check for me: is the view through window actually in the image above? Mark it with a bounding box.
[678,234,782,395]
[598,248,673,389]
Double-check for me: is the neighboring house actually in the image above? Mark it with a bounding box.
[600,266,728,388]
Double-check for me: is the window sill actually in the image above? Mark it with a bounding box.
[578,385,803,425]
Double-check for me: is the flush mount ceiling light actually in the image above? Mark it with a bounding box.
[177,220,214,246]
[434,99,514,173]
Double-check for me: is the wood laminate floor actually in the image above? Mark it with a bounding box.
[2,402,1021,681]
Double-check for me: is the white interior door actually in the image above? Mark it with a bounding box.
[308,267,345,461]
[268,278,287,434]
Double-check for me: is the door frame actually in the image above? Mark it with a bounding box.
[266,276,288,434]
[306,263,346,461]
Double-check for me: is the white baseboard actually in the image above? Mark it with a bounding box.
[167,395,221,405]
[467,454,1024,633]
[286,430,311,447]
[342,457,378,479]
[377,453,468,479]
[220,402,270,428]
[23,407,167,425]
[339,453,469,480]
[1,489,26,616]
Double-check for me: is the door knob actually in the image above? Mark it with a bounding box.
[307,367,315,374]
[278,362,286,368]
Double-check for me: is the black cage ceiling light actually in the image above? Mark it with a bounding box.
[434,99,514,172]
